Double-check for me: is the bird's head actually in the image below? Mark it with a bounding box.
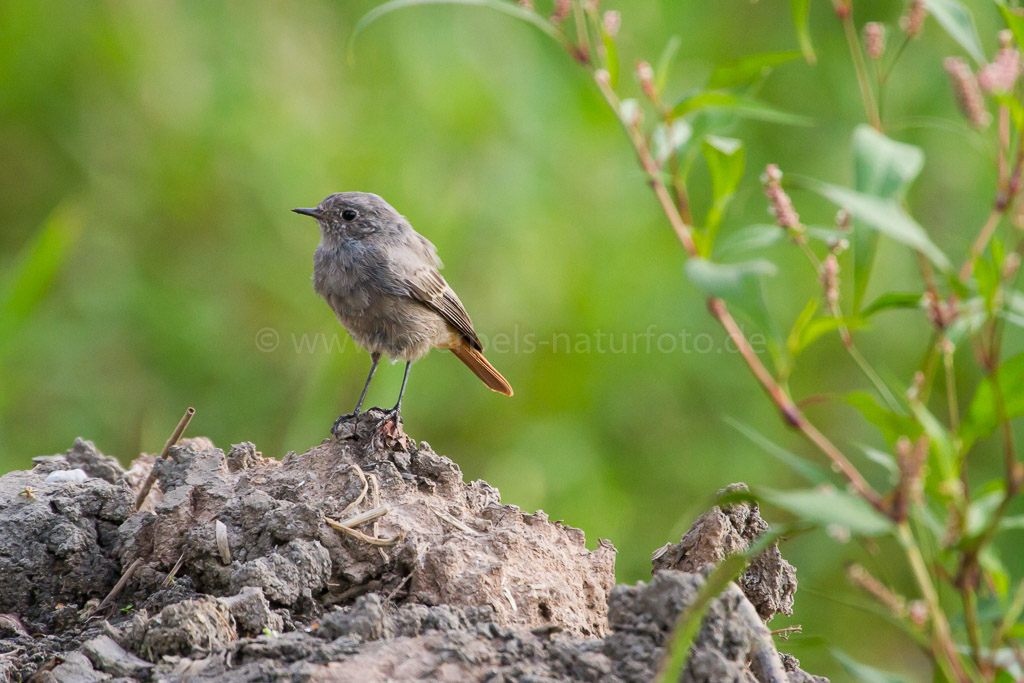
[293,192,398,240]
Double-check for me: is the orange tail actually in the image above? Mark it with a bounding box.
[450,345,513,396]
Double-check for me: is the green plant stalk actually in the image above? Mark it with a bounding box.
[838,6,882,130]
[916,333,941,407]
[582,3,606,71]
[991,577,1024,651]
[898,522,975,683]
[961,145,1024,281]
[944,342,960,434]
[570,0,590,63]
[791,235,902,411]
[845,341,902,412]
[961,585,983,668]
[880,33,912,84]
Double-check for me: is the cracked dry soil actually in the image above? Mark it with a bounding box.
[0,410,826,682]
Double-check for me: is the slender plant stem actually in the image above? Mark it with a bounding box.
[961,209,1005,281]
[961,147,1024,281]
[898,523,973,683]
[570,0,590,62]
[961,585,983,668]
[943,341,960,434]
[846,341,902,412]
[791,234,901,411]
[592,71,883,510]
[795,238,822,273]
[1000,106,1010,187]
[837,4,882,130]
[880,34,912,83]
[992,577,1024,651]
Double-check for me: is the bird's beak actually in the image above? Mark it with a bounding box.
[292,207,323,218]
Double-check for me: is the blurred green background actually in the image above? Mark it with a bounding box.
[1,0,1020,678]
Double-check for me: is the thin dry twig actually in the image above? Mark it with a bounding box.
[339,464,369,517]
[135,407,195,509]
[769,625,803,640]
[430,505,478,535]
[325,515,404,546]
[385,572,414,602]
[161,551,186,587]
[97,558,141,612]
[337,505,389,528]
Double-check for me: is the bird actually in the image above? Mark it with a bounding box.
[293,192,513,437]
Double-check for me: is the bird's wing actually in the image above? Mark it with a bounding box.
[403,266,483,351]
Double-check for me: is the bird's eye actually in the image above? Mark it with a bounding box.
[342,209,358,221]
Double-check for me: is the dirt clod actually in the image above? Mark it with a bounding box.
[652,483,797,622]
[0,414,824,681]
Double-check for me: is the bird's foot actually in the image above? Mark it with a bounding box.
[331,411,362,439]
[372,408,402,438]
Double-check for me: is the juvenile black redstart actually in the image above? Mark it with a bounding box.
[293,192,513,436]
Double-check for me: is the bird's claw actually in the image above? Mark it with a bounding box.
[372,409,402,437]
[331,411,360,439]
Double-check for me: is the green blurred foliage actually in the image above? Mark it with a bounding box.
[1,0,1022,678]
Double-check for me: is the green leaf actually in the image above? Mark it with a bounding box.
[759,486,894,536]
[707,50,803,89]
[964,489,1005,539]
[347,0,564,62]
[853,126,926,200]
[0,204,81,350]
[724,416,830,485]
[975,253,999,307]
[961,353,1024,450]
[701,136,745,237]
[845,392,918,445]
[999,514,1024,531]
[997,1,1024,51]
[796,317,866,354]
[995,91,1024,129]
[980,546,1010,596]
[924,0,986,65]
[799,177,951,271]
[672,91,812,126]
[655,36,682,94]
[909,401,958,485]
[716,225,785,258]
[786,299,818,359]
[684,258,777,337]
[857,443,899,478]
[830,648,909,683]
[861,292,924,318]
[851,126,925,309]
[658,524,803,682]
[790,0,815,64]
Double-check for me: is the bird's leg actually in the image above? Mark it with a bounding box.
[332,352,381,437]
[374,361,411,433]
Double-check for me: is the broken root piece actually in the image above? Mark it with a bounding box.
[325,504,403,546]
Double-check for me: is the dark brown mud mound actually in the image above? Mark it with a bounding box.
[0,411,825,682]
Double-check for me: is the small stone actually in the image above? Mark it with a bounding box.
[82,635,154,678]
[218,586,283,637]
